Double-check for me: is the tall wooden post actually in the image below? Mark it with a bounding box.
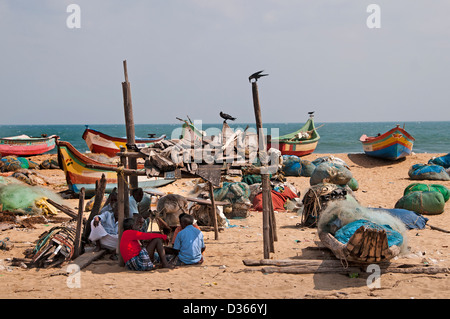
[73,187,85,259]
[208,181,219,240]
[117,154,126,267]
[122,60,138,190]
[250,76,276,258]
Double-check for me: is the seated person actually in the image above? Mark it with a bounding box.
[129,188,144,217]
[171,213,201,245]
[89,201,119,253]
[171,214,205,266]
[120,218,173,271]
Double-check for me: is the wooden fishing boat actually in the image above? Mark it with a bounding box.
[0,135,57,157]
[82,127,166,157]
[56,140,175,195]
[268,113,320,157]
[360,125,415,160]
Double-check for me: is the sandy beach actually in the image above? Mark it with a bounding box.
[0,152,449,300]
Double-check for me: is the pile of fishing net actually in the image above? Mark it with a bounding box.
[0,156,58,171]
[428,153,450,169]
[300,182,357,227]
[317,200,408,253]
[281,155,315,177]
[395,183,449,215]
[408,163,450,181]
[281,155,359,191]
[213,182,252,218]
[0,182,63,215]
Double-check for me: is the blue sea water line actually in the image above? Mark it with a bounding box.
[0,121,449,155]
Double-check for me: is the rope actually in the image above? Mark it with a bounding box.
[117,166,132,189]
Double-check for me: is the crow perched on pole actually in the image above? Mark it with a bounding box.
[248,70,268,83]
[220,111,236,122]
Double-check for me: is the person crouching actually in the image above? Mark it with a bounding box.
[120,218,173,271]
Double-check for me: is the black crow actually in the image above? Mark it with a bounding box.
[248,70,268,82]
[220,111,236,122]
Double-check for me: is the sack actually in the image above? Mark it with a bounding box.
[301,160,316,177]
[1,157,22,172]
[347,177,359,191]
[404,183,450,202]
[40,159,59,169]
[282,155,302,176]
[428,153,450,168]
[408,164,450,181]
[241,174,262,185]
[310,162,353,186]
[252,190,288,211]
[395,191,445,215]
[369,207,428,230]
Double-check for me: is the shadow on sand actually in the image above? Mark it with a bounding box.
[347,153,406,168]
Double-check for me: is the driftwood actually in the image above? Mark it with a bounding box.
[243,259,450,275]
[50,249,107,277]
[147,150,177,172]
[45,199,78,220]
[260,265,450,275]
[73,188,85,259]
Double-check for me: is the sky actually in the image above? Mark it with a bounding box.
[1,0,450,125]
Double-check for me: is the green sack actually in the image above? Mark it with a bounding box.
[395,191,445,215]
[404,183,450,202]
[347,177,359,191]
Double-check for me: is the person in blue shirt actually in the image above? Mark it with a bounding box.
[129,188,144,217]
[172,214,205,265]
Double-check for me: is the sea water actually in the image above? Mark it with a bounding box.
[0,121,449,155]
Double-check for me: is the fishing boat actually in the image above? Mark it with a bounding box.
[82,127,166,157]
[359,125,415,160]
[268,112,320,157]
[0,135,57,157]
[56,140,175,195]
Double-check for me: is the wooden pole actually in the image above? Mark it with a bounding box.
[122,60,138,190]
[250,78,275,259]
[207,181,219,240]
[117,156,126,267]
[73,187,85,259]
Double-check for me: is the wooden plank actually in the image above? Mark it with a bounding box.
[45,199,78,219]
[117,155,126,267]
[68,249,106,270]
[73,188,85,259]
[208,181,219,240]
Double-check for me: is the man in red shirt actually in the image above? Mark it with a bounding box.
[120,218,173,271]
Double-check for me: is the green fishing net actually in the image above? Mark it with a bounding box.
[0,182,63,214]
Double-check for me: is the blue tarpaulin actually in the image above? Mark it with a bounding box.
[335,219,404,247]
